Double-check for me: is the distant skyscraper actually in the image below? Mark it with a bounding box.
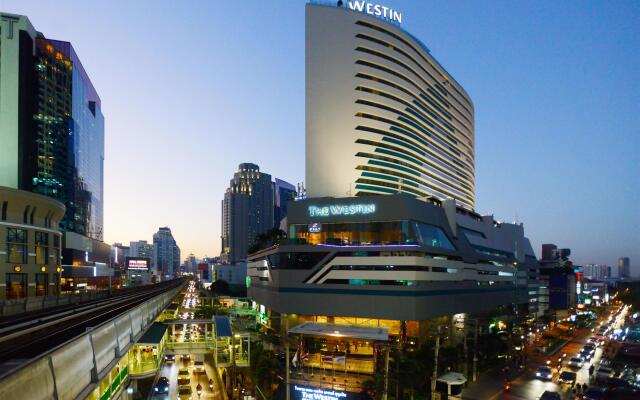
[618,257,630,279]
[129,240,153,258]
[153,227,180,275]
[583,264,611,281]
[221,163,274,263]
[273,178,297,230]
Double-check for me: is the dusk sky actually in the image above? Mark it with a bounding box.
[3,0,638,271]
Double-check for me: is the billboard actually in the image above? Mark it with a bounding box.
[126,257,150,271]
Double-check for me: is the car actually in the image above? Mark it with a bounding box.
[568,357,584,368]
[588,336,601,346]
[583,344,596,354]
[558,371,577,386]
[194,361,205,372]
[536,366,553,380]
[154,377,170,394]
[539,391,561,400]
[579,350,593,361]
[583,387,608,400]
[595,367,614,381]
[178,385,193,400]
[164,354,175,363]
[181,354,191,360]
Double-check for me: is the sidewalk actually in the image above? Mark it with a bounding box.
[461,365,526,400]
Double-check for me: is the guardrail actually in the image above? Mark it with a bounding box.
[0,281,186,400]
[0,290,112,317]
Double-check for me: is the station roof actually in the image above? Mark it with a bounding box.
[288,322,389,341]
[214,316,233,338]
[437,372,467,385]
[138,322,167,345]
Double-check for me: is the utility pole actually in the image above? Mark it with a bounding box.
[382,346,390,400]
[285,313,290,400]
[463,320,468,379]
[431,327,440,398]
[472,319,479,382]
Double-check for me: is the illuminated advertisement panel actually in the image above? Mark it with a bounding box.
[126,257,150,271]
[292,385,355,400]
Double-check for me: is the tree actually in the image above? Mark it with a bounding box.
[248,228,287,254]
[247,341,281,397]
[211,279,230,296]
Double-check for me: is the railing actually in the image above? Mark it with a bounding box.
[0,281,185,400]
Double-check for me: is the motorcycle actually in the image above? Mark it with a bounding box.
[504,381,512,391]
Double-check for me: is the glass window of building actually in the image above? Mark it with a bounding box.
[35,231,49,265]
[7,228,27,264]
[53,234,60,264]
[35,273,48,296]
[290,220,455,250]
[6,273,28,299]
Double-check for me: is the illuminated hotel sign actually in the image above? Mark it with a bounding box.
[347,0,402,24]
[293,386,348,400]
[308,223,322,233]
[309,204,375,217]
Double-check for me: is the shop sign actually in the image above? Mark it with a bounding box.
[308,204,375,217]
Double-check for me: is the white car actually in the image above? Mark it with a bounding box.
[568,357,584,368]
[536,366,553,380]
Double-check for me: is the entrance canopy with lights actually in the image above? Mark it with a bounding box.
[288,322,389,341]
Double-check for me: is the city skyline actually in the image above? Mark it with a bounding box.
[3,0,638,269]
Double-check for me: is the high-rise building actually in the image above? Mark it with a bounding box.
[305,2,475,209]
[152,227,180,276]
[221,163,274,263]
[0,13,107,270]
[583,264,611,281]
[273,178,297,230]
[129,240,154,258]
[618,257,630,279]
[110,243,130,269]
[246,1,540,340]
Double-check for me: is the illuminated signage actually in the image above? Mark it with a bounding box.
[309,204,375,217]
[126,258,149,271]
[309,223,322,233]
[293,386,348,400]
[347,1,402,24]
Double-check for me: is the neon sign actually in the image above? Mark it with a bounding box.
[309,204,375,217]
[347,1,402,24]
[294,386,347,400]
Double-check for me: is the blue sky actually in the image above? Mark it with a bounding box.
[3,0,638,272]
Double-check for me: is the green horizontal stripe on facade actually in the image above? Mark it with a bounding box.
[382,136,426,156]
[354,184,398,194]
[252,284,516,297]
[361,171,399,182]
[375,147,423,166]
[368,159,420,176]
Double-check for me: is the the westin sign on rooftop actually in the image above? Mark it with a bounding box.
[347,1,402,24]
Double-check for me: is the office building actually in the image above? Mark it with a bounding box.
[0,13,107,272]
[221,163,274,263]
[0,186,65,300]
[273,178,297,230]
[110,243,130,269]
[305,2,475,209]
[152,227,180,276]
[129,240,154,258]
[583,264,611,281]
[618,257,630,279]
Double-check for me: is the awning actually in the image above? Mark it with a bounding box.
[288,322,389,341]
[214,316,233,338]
[437,372,467,385]
[138,322,167,345]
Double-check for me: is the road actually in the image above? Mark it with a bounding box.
[464,304,626,400]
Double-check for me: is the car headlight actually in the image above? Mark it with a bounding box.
[536,372,541,376]
[155,388,159,392]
